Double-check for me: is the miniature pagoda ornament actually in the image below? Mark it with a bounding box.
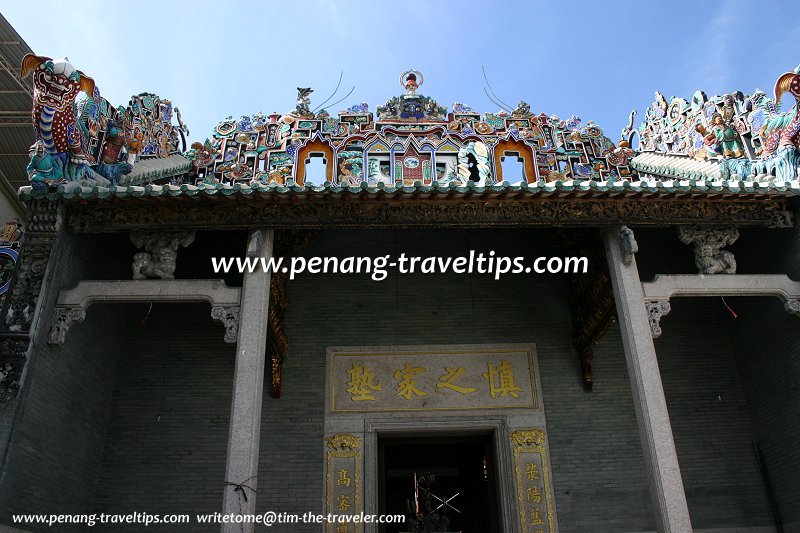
[377,69,447,121]
[401,69,423,98]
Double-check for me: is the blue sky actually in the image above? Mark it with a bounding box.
[3,0,799,145]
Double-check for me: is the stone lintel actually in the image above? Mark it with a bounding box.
[48,279,241,345]
[643,274,800,311]
[55,279,241,308]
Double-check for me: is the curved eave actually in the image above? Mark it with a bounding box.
[17,177,800,203]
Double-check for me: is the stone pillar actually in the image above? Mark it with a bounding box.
[603,227,692,533]
[222,229,274,531]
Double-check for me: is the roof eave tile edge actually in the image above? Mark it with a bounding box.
[16,180,800,201]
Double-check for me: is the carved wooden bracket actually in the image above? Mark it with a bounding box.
[268,230,317,398]
[561,229,617,391]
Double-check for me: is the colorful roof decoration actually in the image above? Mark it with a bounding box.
[183,69,636,190]
[632,66,800,183]
[19,54,188,191]
[14,60,800,200]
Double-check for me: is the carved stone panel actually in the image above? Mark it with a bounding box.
[0,337,29,402]
[678,226,739,274]
[130,230,195,280]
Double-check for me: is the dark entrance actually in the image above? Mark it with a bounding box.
[378,434,500,533]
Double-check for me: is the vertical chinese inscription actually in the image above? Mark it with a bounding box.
[511,429,556,533]
[326,434,362,533]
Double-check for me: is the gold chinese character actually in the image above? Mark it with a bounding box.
[337,494,351,511]
[346,363,382,401]
[525,463,539,481]
[530,506,545,525]
[526,486,542,503]
[437,367,478,394]
[336,524,349,533]
[337,469,351,487]
[483,360,522,398]
[394,363,427,400]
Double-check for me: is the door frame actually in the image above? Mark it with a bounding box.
[363,417,517,533]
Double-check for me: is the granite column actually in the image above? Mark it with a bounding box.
[221,229,273,532]
[603,227,692,533]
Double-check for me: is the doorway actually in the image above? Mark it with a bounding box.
[378,433,501,533]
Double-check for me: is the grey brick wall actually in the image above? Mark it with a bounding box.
[0,230,127,530]
[654,298,773,528]
[91,302,235,532]
[728,225,800,527]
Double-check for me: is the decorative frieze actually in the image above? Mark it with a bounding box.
[678,226,739,274]
[0,219,23,312]
[69,198,794,233]
[5,201,61,333]
[1,202,61,402]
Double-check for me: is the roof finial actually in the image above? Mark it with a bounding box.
[400,69,424,98]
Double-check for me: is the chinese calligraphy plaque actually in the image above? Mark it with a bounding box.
[329,347,539,413]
